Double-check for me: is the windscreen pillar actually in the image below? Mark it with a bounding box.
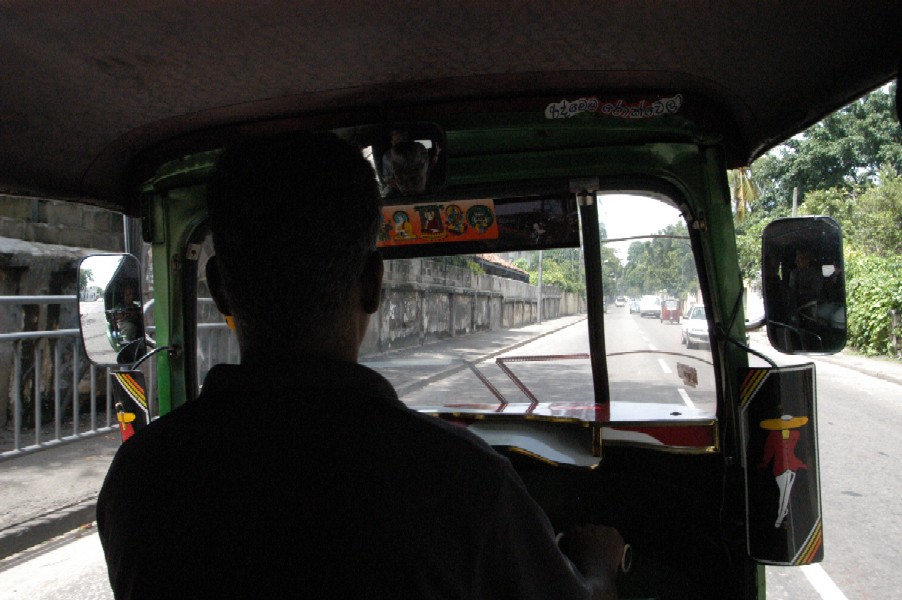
[576,189,611,421]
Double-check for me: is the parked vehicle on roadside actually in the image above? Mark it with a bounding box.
[614,296,626,307]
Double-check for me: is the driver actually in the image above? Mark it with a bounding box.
[788,248,823,320]
[97,131,624,599]
[112,283,142,343]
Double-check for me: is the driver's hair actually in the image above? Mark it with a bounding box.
[207,130,381,340]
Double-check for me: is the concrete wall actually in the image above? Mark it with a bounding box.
[361,259,583,355]
[0,195,125,252]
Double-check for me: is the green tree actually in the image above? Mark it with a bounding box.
[728,166,758,223]
[799,174,902,355]
[851,173,902,257]
[78,268,93,293]
[599,247,620,299]
[800,172,902,258]
[734,203,790,286]
[844,253,902,355]
[516,248,587,295]
[753,84,900,210]
[431,255,485,275]
[620,224,694,298]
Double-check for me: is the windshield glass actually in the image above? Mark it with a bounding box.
[357,194,717,424]
[194,194,716,427]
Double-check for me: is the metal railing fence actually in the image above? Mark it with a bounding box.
[0,295,156,461]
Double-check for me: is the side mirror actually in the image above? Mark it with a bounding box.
[761,217,846,354]
[78,254,148,366]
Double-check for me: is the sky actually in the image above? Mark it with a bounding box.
[596,194,684,262]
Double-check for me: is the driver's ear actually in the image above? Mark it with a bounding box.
[360,251,383,315]
[206,256,232,318]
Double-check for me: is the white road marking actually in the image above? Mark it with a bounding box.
[801,564,849,600]
[647,343,657,351]
[657,358,671,374]
[677,388,696,409]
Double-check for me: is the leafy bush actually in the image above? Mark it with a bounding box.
[845,253,902,355]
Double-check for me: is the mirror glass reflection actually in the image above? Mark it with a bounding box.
[762,217,846,354]
[78,254,148,365]
[332,123,447,198]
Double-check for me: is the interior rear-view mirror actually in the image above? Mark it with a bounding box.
[331,122,447,199]
[761,217,846,354]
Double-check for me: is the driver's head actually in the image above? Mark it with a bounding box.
[207,131,382,348]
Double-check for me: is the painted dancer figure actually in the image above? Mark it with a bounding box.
[758,414,809,527]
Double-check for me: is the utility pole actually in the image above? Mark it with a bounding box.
[537,250,543,323]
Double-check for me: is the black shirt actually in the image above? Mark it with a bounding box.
[97,359,589,599]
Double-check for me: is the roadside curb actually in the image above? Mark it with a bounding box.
[747,331,902,387]
[0,499,96,562]
[814,354,902,387]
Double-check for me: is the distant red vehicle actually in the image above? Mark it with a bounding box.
[660,299,680,323]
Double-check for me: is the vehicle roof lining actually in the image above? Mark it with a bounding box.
[0,1,898,212]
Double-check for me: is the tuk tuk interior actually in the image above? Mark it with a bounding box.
[141,114,738,598]
[2,3,898,599]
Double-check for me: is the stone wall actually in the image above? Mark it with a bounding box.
[361,259,582,355]
[0,195,125,252]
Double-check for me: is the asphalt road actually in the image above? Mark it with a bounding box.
[397,308,717,420]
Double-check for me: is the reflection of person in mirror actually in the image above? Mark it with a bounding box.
[822,264,843,302]
[98,131,624,599]
[385,140,430,195]
[788,248,822,320]
[532,222,546,243]
[380,127,408,185]
[380,127,443,197]
[113,284,143,343]
[758,415,809,528]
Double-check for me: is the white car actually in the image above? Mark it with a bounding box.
[638,295,661,318]
[681,305,710,349]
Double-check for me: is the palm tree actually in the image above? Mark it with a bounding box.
[728,166,758,222]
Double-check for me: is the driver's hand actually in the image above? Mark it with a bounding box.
[559,524,625,580]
